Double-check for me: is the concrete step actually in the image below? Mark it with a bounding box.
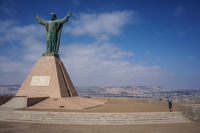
[0,110,192,125]
[1,97,26,108]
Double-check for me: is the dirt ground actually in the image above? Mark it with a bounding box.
[0,121,200,133]
[1,98,200,133]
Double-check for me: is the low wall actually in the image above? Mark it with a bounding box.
[181,104,200,121]
[27,97,49,107]
[0,96,14,105]
[92,97,181,108]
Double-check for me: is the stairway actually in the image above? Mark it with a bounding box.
[1,97,26,108]
[0,110,192,125]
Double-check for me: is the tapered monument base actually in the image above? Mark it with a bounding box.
[16,53,78,98]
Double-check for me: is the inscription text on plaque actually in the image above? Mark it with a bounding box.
[30,76,51,86]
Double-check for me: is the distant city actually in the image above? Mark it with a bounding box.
[80,91,200,103]
[137,91,200,103]
[0,85,199,103]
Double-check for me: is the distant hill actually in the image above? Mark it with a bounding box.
[0,85,20,96]
[0,85,172,96]
[76,86,171,96]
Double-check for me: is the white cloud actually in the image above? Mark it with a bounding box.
[0,56,11,61]
[60,43,163,86]
[11,24,44,37]
[0,61,23,72]
[173,6,185,16]
[187,56,195,60]
[0,19,46,76]
[0,20,16,33]
[64,10,136,40]
[0,0,16,16]
[0,20,45,45]
[176,31,186,36]
[0,55,33,73]
[21,37,45,61]
[72,0,80,5]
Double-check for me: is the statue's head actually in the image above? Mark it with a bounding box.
[51,13,57,20]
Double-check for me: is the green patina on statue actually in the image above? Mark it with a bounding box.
[35,12,72,54]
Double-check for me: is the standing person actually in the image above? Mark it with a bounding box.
[169,100,172,112]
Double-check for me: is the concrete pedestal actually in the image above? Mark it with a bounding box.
[16,54,78,98]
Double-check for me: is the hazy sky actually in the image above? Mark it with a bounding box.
[0,0,200,90]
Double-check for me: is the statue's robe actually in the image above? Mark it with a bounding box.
[37,16,69,53]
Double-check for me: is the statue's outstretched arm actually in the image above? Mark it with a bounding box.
[34,14,46,25]
[61,11,72,24]
[34,14,39,19]
[67,11,72,17]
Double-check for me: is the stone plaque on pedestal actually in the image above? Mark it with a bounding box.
[30,76,51,86]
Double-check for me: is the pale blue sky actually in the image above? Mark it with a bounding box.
[0,0,200,90]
